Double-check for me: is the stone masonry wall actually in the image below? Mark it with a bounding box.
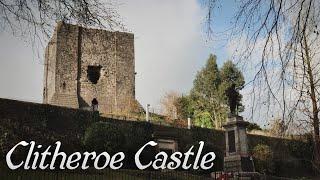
[43,29,57,104]
[43,22,136,114]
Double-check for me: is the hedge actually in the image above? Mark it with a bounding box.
[0,98,315,177]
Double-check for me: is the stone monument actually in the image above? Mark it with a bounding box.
[223,115,253,172]
[223,83,254,172]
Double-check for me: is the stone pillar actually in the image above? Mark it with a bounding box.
[187,118,191,129]
[223,115,253,172]
[146,104,150,122]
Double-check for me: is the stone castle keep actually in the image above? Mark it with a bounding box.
[43,22,138,114]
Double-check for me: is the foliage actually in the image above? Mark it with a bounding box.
[175,95,194,119]
[192,54,221,99]
[190,54,223,129]
[175,54,244,129]
[193,110,213,128]
[0,98,315,176]
[252,144,275,174]
[0,167,217,179]
[247,122,262,131]
[83,122,125,154]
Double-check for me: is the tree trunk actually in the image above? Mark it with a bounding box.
[218,112,222,129]
[303,32,320,166]
[212,109,218,129]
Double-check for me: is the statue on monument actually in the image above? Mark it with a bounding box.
[225,83,238,116]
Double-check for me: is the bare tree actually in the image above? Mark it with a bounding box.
[268,118,286,137]
[160,91,180,120]
[0,0,122,45]
[205,0,320,167]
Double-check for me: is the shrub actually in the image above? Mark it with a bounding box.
[247,122,262,131]
[252,144,275,174]
[83,122,125,154]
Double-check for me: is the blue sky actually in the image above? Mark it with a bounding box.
[197,0,239,65]
[0,0,260,123]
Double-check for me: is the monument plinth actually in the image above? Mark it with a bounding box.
[223,115,254,172]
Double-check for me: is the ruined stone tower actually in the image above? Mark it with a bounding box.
[43,22,138,114]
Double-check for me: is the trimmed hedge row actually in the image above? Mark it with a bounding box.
[0,98,97,154]
[248,134,314,177]
[0,98,315,177]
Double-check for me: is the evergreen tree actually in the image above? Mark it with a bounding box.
[192,54,220,99]
[174,55,245,129]
[175,95,193,120]
[190,54,223,128]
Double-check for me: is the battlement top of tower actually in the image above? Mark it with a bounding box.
[49,21,134,42]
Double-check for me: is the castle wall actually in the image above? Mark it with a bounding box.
[115,32,135,113]
[43,23,136,114]
[43,34,57,104]
[55,23,79,95]
[79,28,117,113]
[78,26,136,114]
